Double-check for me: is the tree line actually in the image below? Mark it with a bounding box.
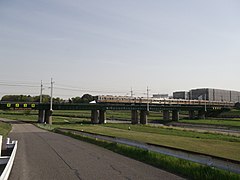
[0,94,96,104]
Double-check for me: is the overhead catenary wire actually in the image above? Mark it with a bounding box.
[0,80,152,98]
[0,83,39,88]
[55,83,147,95]
[0,80,148,95]
[54,86,131,94]
[0,80,40,85]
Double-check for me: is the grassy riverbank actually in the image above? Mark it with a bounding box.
[55,129,240,180]
[0,121,11,137]
[179,118,240,128]
[0,110,239,161]
[0,110,239,179]
[36,122,240,161]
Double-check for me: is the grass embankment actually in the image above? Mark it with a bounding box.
[0,110,162,122]
[0,121,11,137]
[179,119,240,128]
[53,110,164,122]
[1,110,240,161]
[55,129,240,180]
[0,113,38,122]
[220,109,240,117]
[3,109,240,127]
[37,123,240,162]
[0,110,240,179]
[178,109,240,128]
[50,109,240,128]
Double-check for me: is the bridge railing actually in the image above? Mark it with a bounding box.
[0,137,18,180]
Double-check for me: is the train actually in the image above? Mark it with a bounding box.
[96,95,235,107]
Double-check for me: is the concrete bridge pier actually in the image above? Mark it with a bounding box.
[189,110,195,119]
[172,110,179,121]
[198,110,206,119]
[131,110,139,124]
[99,110,106,124]
[140,110,148,125]
[45,110,53,125]
[38,110,45,123]
[163,110,170,121]
[91,110,99,124]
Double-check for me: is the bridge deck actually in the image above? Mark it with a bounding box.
[0,102,226,111]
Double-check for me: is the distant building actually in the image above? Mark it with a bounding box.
[152,94,168,98]
[189,88,240,102]
[173,91,189,100]
[173,88,240,102]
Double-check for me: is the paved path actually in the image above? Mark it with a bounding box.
[5,120,183,180]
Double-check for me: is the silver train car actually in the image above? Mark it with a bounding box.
[96,95,235,107]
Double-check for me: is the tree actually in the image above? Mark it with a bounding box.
[1,95,33,102]
[71,96,82,103]
[81,94,94,103]
[235,102,240,109]
[70,94,96,104]
[53,97,64,104]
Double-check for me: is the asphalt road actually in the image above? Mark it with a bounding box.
[5,120,183,180]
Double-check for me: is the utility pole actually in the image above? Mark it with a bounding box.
[50,78,54,111]
[130,87,133,98]
[147,86,150,111]
[204,93,207,120]
[40,80,43,103]
[204,93,207,112]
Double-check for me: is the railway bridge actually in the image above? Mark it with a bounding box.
[0,102,230,125]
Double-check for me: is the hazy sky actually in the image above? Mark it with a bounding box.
[0,0,240,98]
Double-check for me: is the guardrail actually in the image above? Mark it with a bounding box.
[0,137,18,180]
[58,128,240,174]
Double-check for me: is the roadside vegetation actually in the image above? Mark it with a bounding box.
[55,129,240,180]
[42,123,240,161]
[0,121,11,137]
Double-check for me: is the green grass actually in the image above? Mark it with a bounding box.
[1,110,240,161]
[54,110,165,122]
[0,112,91,124]
[180,119,240,128]
[0,121,11,137]
[49,124,240,161]
[0,113,38,122]
[104,124,240,141]
[220,109,240,116]
[55,129,240,180]
[52,110,91,118]
[1,110,239,179]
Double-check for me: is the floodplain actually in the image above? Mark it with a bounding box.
[0,109,240,179]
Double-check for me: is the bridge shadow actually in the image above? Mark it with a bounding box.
[0,119,29,125]
[150,120,173,125]
[52,121,92,126]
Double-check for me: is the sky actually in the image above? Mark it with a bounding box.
[0,0,240,99]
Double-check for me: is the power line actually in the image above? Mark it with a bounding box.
[0,92,40,95]
[0,80,150,98]
[0,83,39,88]
[54,86,129,94]
[54,83,147,94]
[0,80,39,85]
